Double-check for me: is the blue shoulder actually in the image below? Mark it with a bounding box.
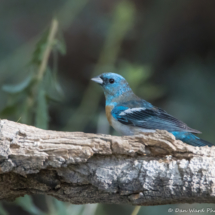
[111,106,128,119]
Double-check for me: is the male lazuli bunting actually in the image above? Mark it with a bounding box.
[91,72,213,147]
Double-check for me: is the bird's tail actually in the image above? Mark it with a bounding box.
[183,136,214,147]
[172,132,214,147]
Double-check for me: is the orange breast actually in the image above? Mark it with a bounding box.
[105,106,113,125]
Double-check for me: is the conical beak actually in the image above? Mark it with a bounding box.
[91,75,103,85]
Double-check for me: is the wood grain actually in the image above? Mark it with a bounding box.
[0,119,215,205]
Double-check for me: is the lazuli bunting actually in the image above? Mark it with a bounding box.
[91,72,213,147]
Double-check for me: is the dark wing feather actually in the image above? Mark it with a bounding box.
[112,104,201,134]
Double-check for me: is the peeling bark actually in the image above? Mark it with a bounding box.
[0,119,215,205]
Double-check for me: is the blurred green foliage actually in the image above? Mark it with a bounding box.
[118,62,165,100]
[15,195,47,215]
[0,203,8,215]
[1,19,65,129]
[64,0,136,131]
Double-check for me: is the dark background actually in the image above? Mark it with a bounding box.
[0,0,215,215]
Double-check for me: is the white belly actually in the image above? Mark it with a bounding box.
[111,117,155,136]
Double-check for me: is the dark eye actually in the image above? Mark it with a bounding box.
[109,78,114,84]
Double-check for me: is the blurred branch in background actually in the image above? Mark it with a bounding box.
[37,19,58,81]
[1,19,64,129]
[131,206,141,215]
[0,1,99,215]
[0,0,90,127]
[0,0,89,82]
[64,0,135,132]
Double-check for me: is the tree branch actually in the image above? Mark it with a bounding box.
[0,119,215,205]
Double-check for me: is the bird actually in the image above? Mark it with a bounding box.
[91,72,214,147]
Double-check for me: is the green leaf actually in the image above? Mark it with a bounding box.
[43,68,64,101]
[41,67,53,91]
[15,195,46,215]
[52,77,64,100]
[53,199,68,215]
[30,30,49,65]
[30,28,66,66]
[0,203,8,215]
[19,98,32,125]
[56,35,66,55]
[2,73,34,94]
[0,104,17,117]
[35,84,49,129]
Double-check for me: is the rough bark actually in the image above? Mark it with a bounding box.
[0,119,215,205]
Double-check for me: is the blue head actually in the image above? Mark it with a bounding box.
[91,73,133,104]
